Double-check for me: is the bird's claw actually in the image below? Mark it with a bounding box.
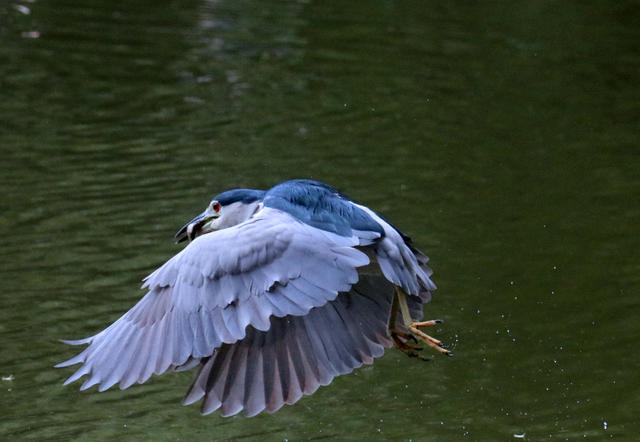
[392,332,431,361]
[405,319,452,356]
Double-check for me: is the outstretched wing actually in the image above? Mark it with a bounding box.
[56,207,371,392]
[183,275,396,417]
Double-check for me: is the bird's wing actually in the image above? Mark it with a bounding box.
[183,275,395,417]
[354,203,436,301]
[56,207,370,392]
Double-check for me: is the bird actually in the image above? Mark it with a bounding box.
[57,179,450,417]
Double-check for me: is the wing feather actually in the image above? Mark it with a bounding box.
[119,324,152,389]
[97,325,138,392]
[242,329,266,417]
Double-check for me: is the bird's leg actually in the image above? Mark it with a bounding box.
[390,296,426,359]
[395,287,451,356]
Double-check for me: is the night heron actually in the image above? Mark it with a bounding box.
[57,179,450,417]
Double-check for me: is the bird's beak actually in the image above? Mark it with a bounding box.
[174,209,217,243]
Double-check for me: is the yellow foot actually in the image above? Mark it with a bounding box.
[409,319,451,356]
[393,287,453,358]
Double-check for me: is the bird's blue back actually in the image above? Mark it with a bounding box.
[263,179,385,237]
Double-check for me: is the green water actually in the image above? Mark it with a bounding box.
[1,0,639,440]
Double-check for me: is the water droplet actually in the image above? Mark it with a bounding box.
[21,31,40,38]
[13,4,30,14]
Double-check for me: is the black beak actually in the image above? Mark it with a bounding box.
[174,212,207,243]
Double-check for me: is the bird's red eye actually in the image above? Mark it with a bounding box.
[212,202,221,212]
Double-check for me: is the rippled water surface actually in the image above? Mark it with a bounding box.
[1,0,639,440]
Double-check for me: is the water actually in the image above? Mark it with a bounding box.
[1,0,639,440]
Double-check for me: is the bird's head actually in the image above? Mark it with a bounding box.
[175,189,265,242]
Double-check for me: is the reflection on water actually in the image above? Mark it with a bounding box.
[1,0,639,439]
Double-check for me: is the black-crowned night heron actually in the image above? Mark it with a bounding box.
[57,179,450,417]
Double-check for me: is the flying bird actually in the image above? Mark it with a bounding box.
[57,179,450,417]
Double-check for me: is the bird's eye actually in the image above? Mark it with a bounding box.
[210,201,221,213]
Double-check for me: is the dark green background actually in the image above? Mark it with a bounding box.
[1,0,638,439]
